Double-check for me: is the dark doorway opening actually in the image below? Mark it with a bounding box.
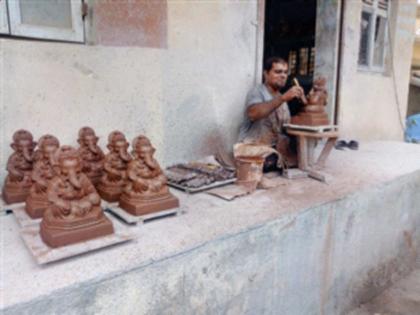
[264,0,317,116]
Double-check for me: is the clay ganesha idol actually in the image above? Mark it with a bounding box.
[40,146,114,248]
[2,130,37,204]
[119,136,179,215]
[97,131,132,202]
[25,135,60,218]
[77,127,105,186]
[291,77,330,126]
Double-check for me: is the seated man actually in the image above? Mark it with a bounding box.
[235,57,304,171]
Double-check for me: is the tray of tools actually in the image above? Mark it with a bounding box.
[165,161,236,193]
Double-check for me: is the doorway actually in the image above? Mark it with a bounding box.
[263,0,317,116]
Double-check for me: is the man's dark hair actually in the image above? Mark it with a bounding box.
[263,57,288,72]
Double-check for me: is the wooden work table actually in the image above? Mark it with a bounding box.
[287,127,339,172]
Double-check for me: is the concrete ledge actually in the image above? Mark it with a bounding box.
[2,141,420,314]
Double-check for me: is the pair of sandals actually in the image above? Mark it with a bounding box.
[335,140,359,150]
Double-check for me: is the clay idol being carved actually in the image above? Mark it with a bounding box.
[119,135,179,215]
[25,135,60,218]
[2,130,37,204]
[40,146,113,248]
[77,127,105,186]
[291,77,329,126]
[97,131,132,202]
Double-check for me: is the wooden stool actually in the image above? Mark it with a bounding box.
[287,128,339,172]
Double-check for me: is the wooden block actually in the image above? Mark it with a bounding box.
[13,206,42,227]
[1,195,25,215]
[283,169,308,179]
[307,169,332,183]
[106,205,181,225]
[19,213,136,264]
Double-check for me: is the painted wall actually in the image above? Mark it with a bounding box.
[338,1,416,141]
[0,1,258,184]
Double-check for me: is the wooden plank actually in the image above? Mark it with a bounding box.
[0,195,25,216]
[13,206,42,227]
[284,124,338,133]
[287,129,339,138]
[19,213,136,265]
[106,205,181,225]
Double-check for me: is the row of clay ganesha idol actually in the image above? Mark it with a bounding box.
[2,127,179,248]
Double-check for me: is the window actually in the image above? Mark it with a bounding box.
[358,0,390,71]
[299,47,309,76]
[288,50,297,75]
[0,0,84,43]
[287,47,315,77]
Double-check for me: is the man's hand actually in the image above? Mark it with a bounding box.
[282,86,305,103]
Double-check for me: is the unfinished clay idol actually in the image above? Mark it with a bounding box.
[291,77,330,126]
[25,135,60,218]
[97,131,132,202]
[77,127,105,186]
[40,146,113,248]
[119,136,179,215]
[2,130,36,204]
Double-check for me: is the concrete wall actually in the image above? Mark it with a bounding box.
[0,1,258,184]
[337,0,416,141]
[4,168,420,315]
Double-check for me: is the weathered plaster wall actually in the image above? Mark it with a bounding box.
[338,0,416,141]
[314,0,341,122]
[0,1,258,184]
[4,167,420,315]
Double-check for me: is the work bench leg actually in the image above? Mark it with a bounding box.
[316,137,337,168]
[297,136,308,171]
[307,139,317,167]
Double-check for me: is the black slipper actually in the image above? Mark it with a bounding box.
[335,140,347,150]
[348,140,359,150]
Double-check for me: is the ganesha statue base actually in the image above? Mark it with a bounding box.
[291,112,329,126]
[2,179,32,204]
[119,192,179,216]
[97,184,123,203]
[40,206,114,248]
[25,194,49,219]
